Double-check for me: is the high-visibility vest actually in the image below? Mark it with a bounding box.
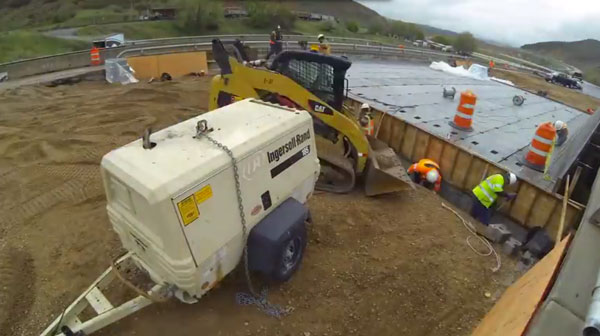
[473,174,505,208]
[407,159,442,191]
[362,114,374,136]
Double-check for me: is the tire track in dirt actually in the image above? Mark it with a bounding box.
[0,178,102,231]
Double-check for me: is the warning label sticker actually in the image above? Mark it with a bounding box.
[194,185,213,204]
[177,195,199,226]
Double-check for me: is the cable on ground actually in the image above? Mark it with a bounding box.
[441,202,501,273]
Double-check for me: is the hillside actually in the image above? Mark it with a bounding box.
[521,39,600,68]
[521,39,600,83]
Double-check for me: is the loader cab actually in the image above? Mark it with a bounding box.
[270,51,351,112]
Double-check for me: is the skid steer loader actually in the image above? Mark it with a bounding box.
[209,39,412,196]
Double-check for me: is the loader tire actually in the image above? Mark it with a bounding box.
[0,245,26,329]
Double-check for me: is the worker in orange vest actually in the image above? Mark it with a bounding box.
[489,59,495,68]
[266,25,283,60]
[407,159,442,192]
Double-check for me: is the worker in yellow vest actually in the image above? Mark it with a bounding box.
[471,172,517,225]
[317,34,331,55]
[358,103,374,136]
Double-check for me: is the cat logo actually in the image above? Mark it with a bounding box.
[308,99,333,115]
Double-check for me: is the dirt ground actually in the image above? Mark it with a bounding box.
[490,68,600,113]
[0,76,519,336]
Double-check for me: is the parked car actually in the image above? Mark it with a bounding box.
[546,73,582,90]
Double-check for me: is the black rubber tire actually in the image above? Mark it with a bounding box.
[0,245,22,329]
[270,231,306,283]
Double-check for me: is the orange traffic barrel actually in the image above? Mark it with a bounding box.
[449,90,476,132]
[523,122,556,171]
[90,47,101,66]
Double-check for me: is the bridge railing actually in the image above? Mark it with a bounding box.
[0,34,460,80]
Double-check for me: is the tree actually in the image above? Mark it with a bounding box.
[406,23,423,40]
[453,32,477,53]
[247,1,295,30]
[320,20,335,33]
[178,0,222,33]
[346,20,359,33]
[368,21,384,34]
[432,35,452,45]
[415,29,425,40]
[389,20,407,38]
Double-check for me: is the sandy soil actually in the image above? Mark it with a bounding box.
[490,68,600,113]
[0,77,519,336]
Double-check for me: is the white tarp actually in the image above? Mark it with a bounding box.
[105,58,138,85]
[429,61,514,86]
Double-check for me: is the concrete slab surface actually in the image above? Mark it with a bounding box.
[348,60,600,191]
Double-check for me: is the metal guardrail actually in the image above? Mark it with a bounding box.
[116,40,464,61]
[128,34,392,47]
[0,34,460,80]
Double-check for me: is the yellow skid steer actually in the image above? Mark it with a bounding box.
[208,39,412,196]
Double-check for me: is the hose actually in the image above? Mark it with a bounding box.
[441,202,501,273]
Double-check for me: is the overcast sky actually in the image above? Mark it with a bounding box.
[357,0,600,46]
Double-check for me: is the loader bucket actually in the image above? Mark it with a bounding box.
[364,136,415,196]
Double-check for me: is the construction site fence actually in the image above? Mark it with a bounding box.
[345,98,584,239]
[0,35,461,80]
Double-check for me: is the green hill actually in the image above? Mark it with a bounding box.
[521,39,600,83]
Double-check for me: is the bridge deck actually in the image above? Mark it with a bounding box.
[348,61,600,191]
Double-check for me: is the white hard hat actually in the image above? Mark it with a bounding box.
[508,172,517,185]
[426,170,439,184]
[554,120,565,130]
[318,34,325,40]
[361,103,370,110]
[277,25,281,29]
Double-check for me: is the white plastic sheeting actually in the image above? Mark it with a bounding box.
[105,58,138,85]
[429,61,514,86]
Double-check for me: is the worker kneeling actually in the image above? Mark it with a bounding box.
[407,159,442,192]
[471,172,517,225]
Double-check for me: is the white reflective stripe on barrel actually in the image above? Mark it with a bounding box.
[461,103,475,109]
[533,134,553,145]
[529,145,548,157]
[455,111,473,119]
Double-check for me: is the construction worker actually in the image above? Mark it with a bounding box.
[554,120,568,146]
[407,159,442,192]
[358,103,374,136]
[471,172,517,225]
[317,34,331,55]
[266,25,283,60]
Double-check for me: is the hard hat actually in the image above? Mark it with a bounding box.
[277,25,281,30]
[554,120,565,130]
[507,172,517,185]
[426,170,439,184]
[361,103,370,110]
[318,34,325,40]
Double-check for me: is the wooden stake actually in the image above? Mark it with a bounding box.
[556,175,570,244]
[567,166,582,199]
[374,111,386,138]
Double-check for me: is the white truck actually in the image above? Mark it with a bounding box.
[41,99,320,335]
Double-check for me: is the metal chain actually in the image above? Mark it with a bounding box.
[196,122,292,318]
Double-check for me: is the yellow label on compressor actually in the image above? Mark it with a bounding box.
[177,195,199,226]
[194,185,213,204]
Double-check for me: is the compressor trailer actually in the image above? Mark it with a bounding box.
[40,99,320,335]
